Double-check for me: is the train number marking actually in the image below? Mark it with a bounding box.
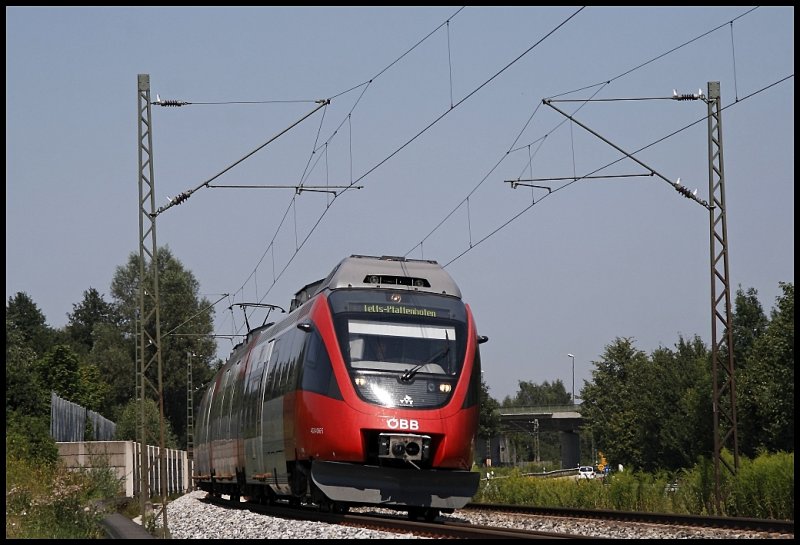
[386,418,419,430]
[310,427,324,434]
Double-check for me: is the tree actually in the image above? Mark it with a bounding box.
[6,292,55,355]
[730,285,769,371]
[646,336,712,471]
[666,335,713,466]
[86,322,137,421]
[66,287,117,355]
[737,282,794,455]
[579,335,716,472]
[478,375,501,439]
[76,363,111,413]
[505,379,570,407]
[115,397,179,449]
[110,246,218,448]
[6,321,49,420]
[37,344,81,401]
[580,337,649,470]
[6,319,57,464]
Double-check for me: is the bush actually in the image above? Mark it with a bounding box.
[6,413,58,464]
[6,448,123,538]
[726,450,793,520]
[471,451,794,520]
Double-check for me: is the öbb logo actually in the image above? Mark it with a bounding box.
[386,417,419,430]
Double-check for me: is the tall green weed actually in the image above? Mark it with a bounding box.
[6,455,123,538]
[473,450,793,520]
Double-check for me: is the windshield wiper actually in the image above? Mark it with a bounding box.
[427,330,451,365]
[400,348,450,381]
[400,364,424,382]
[401,332,452,382]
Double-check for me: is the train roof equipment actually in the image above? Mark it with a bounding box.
[291,255,461,311]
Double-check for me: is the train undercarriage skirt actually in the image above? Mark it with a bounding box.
[310,460,480,509]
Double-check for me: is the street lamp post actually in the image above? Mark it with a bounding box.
[567,353,575,405]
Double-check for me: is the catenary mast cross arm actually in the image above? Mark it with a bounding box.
[543,99,711,210]
[153,99,330,217]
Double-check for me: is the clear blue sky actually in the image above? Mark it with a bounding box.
[6,6,794,402]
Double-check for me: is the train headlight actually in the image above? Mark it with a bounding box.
[354,376,367,387]
[439,383,452,393]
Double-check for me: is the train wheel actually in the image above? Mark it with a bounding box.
[259,488,277,505]
[318,499,349,514]
[408,507,439,522]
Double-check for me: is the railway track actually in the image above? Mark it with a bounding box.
[99,492,794,539]
[462,502,795,535]
[202,495,593,539]
[201,494,793,539]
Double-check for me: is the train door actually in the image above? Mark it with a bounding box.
[214,367,234,478]
[253,339,275,479]
[260,334,290,493]
[242,339,270,482]
[195,386,215,476]
[221,359,242,477]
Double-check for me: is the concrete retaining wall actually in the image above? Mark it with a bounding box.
[56,441,191,498]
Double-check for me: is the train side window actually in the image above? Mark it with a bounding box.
[259,340,276,407]
[216,369,231,437]
[292,329,306,389]
[277,330,293,394]
[274,338,288,395]
[243,341,270,437]
[286,328,305,391]
[463,348,482,408]
[276,328,301,395]
[300,329,334,395]
[200,385,215,445]
[228,360,242,438]
[266,339,282,400]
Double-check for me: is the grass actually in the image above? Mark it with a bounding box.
[472,450,794,520]
[6,455,124,538]
[6,447,792,537]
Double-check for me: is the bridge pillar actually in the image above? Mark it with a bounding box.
[559,430,580,469]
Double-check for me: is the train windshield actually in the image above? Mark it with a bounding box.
[328,289,468,409]
[347,320,456,375]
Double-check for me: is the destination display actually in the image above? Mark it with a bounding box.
[361,304,438,318]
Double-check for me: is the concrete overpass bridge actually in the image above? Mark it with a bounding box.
[499,404,584,433]
[479,405,586,470]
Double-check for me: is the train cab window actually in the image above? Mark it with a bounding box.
[345,320,454,375]
[349,337,365,362]
[328,289,469,409]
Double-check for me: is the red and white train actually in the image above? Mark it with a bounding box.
[194,254,486,520]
